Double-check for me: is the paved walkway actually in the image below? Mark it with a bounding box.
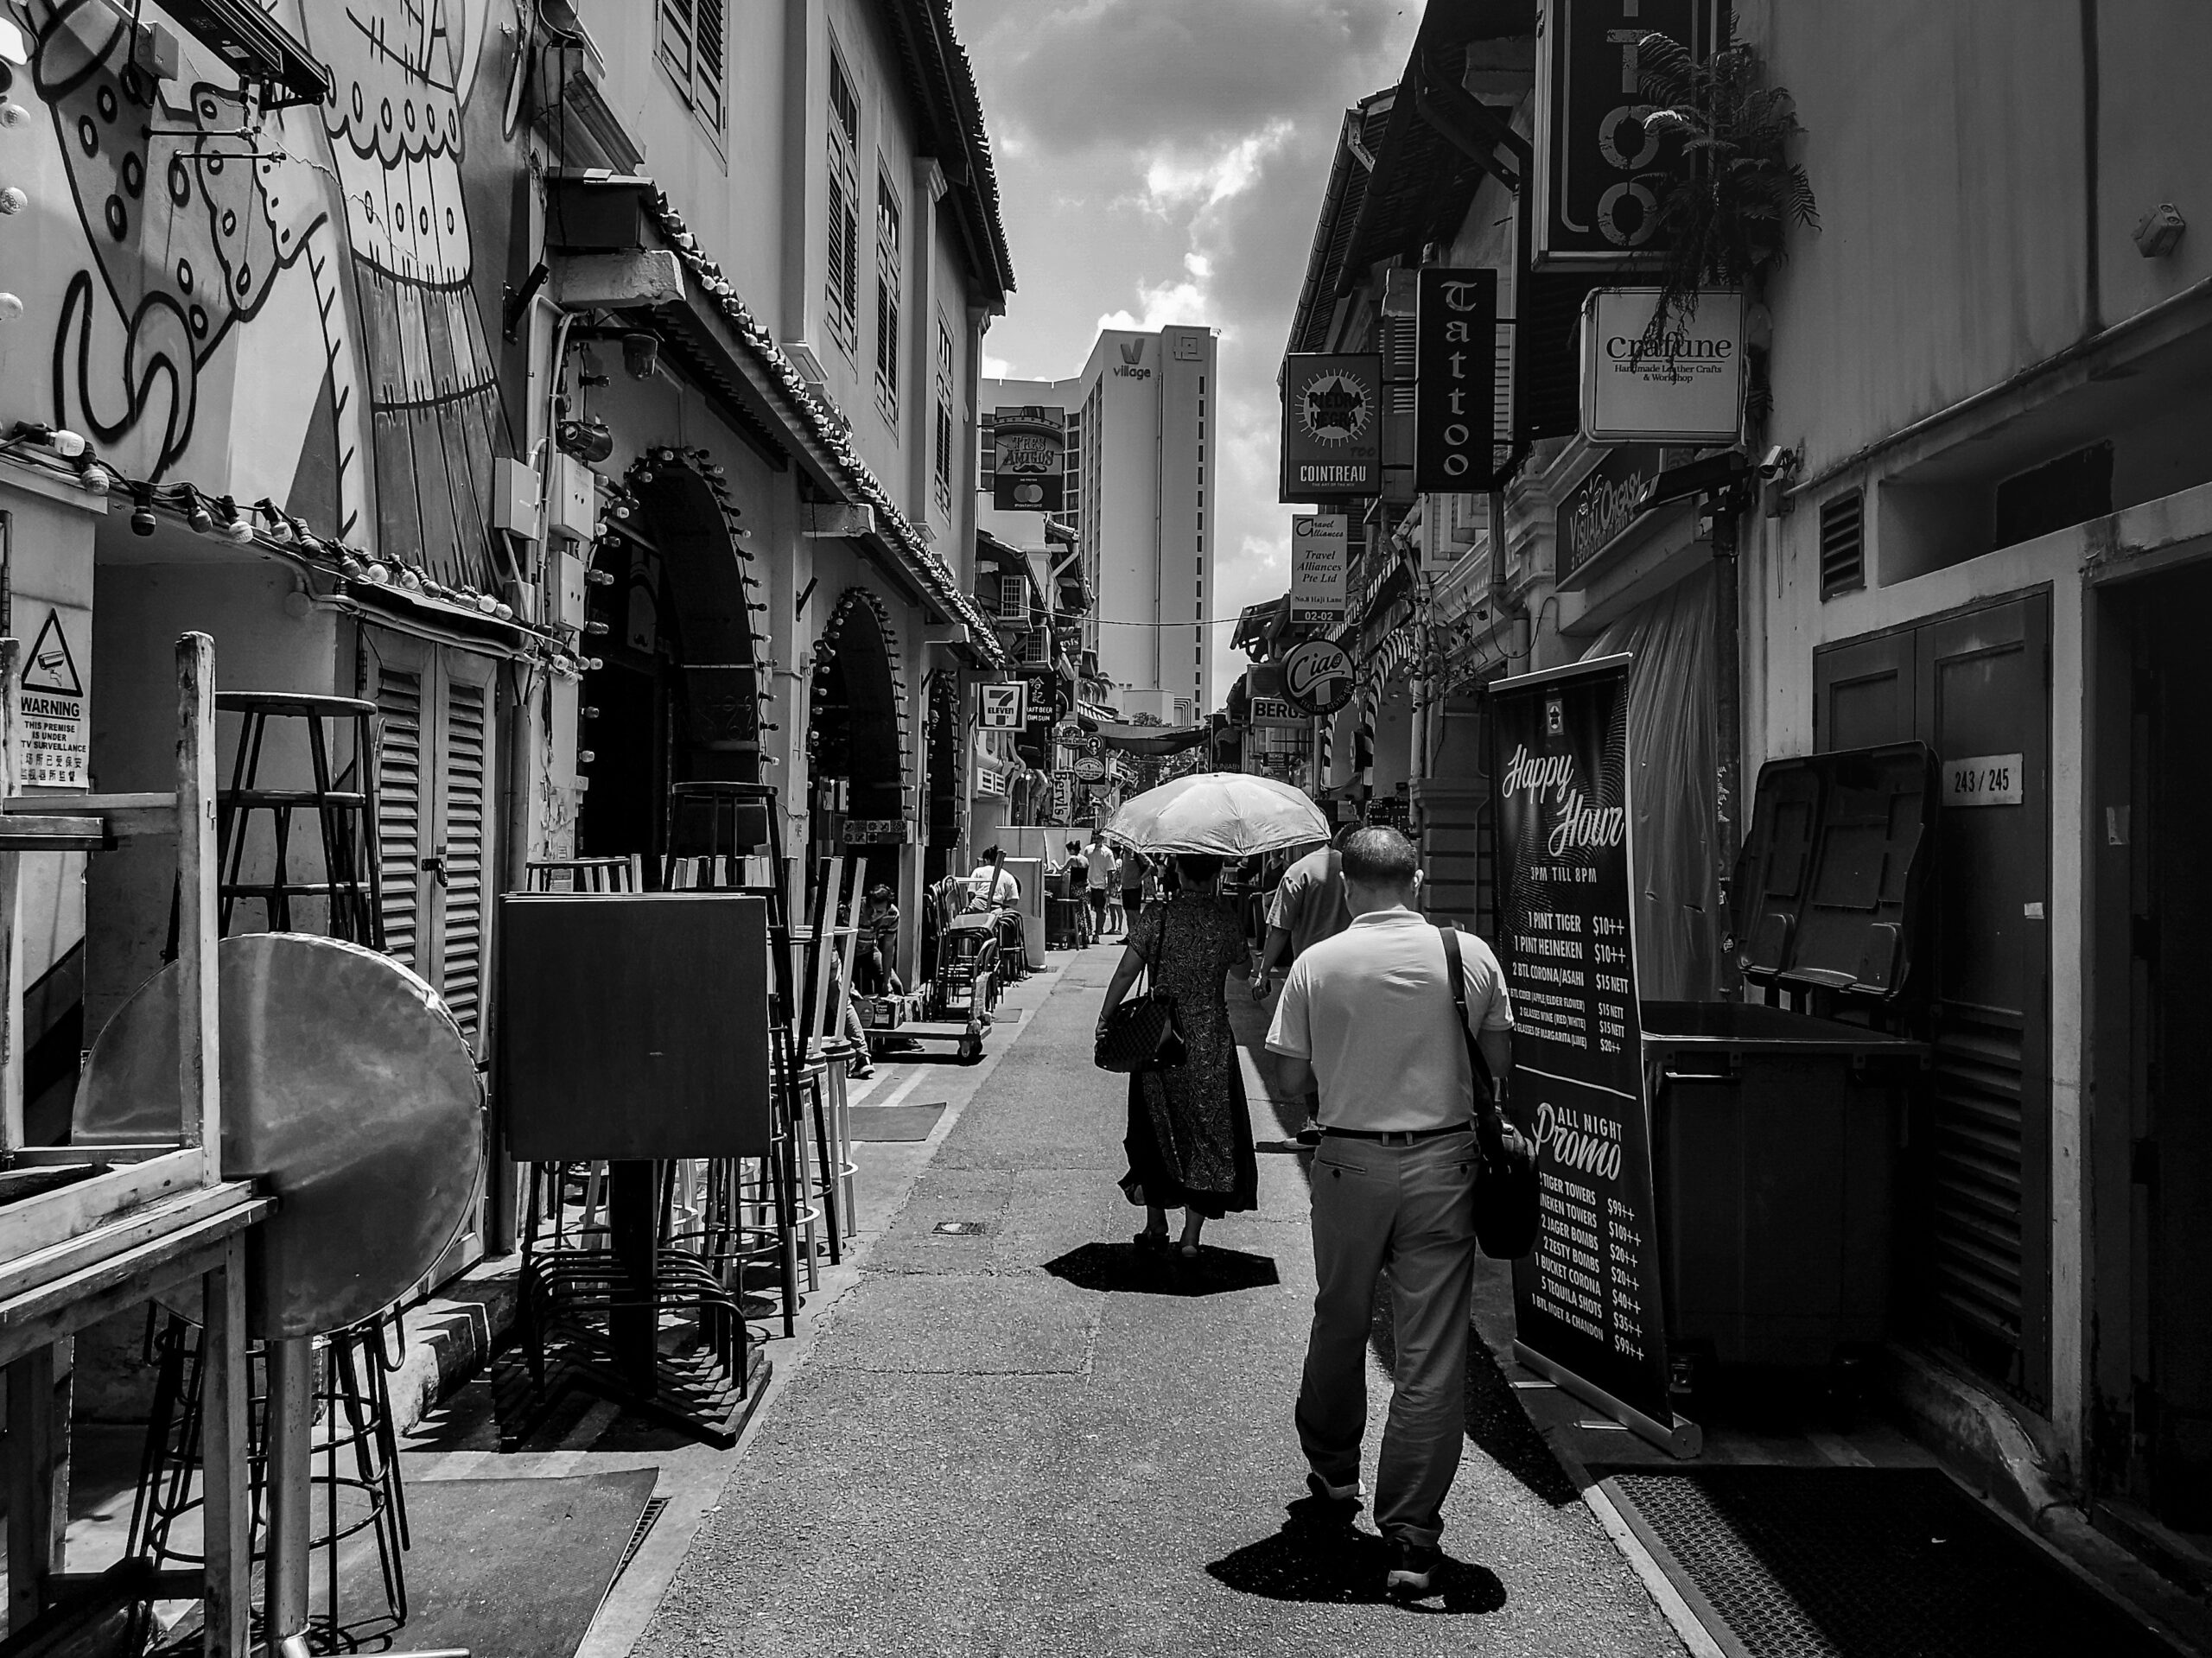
[634,943,1682,1656]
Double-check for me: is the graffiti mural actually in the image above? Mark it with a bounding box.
[23,0,514,588]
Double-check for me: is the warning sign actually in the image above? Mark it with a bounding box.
[16,600,89,788]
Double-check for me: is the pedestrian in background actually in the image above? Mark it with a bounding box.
[1083,827,1119,946]
[1251,820,1359,1145]
[1096,853,1259,1257]
[1265,827,1514,1596]
[1114,847,1148,937]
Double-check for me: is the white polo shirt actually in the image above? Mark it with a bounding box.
[1265,909,1514,1133]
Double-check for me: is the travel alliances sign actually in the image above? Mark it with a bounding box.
[1280,353,1382,501]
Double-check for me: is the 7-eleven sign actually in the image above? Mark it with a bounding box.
[977,681,1028,729]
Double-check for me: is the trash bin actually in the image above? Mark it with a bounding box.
[1647,741,1936,1375]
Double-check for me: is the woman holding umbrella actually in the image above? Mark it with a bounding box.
[1094,774,1332,1258]
[1096,853,1257,1256]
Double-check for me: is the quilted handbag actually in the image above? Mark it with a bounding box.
[1438,924,1541,1260]
[1095,906,1188,1074]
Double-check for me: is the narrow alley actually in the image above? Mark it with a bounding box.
[626,946,1683,1656]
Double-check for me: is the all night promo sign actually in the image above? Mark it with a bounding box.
[1491,654,1680,1439]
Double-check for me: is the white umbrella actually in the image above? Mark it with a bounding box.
[1104,773,1332,857]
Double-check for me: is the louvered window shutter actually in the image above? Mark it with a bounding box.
[693,0,726,130]
[826,169,848,330]
[1820,491,1866,600]
[842,206,860,322]
[438,670,494,1042]
[368,645,427,970]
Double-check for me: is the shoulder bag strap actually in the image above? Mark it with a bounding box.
[1437,924,1504,1153]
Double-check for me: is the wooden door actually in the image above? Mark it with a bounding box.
[361,628,498,1286]
[1815,592,2053,1411]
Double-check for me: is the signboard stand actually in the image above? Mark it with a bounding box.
[1490,652,1700,1459]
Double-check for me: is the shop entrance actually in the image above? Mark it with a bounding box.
[2091,560,2212,1529]
[575,451,760,875]
[1814,590,2053,1413]
[806,590,906,894]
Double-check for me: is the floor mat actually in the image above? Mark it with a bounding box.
[372,1470,658,1657]
[851,1102,947,1140]
[1599,1466,2175,1658]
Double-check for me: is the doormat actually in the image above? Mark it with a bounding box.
[851,1102,947,1140]
[1598,1466,2174,1658]
[364,1470,658,1657]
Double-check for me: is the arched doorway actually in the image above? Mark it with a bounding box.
[806,588,909,891]
[575,446,766,873]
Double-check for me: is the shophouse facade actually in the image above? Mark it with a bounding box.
[1275,0,2212,1554]
[0,0,1012,1273]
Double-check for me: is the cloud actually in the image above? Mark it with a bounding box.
[963,0,1400,156]
[957,0,1417,701]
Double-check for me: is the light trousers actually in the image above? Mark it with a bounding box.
[1296,1128,1478,1550]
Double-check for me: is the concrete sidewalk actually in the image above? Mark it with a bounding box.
[632,944,1682,1656]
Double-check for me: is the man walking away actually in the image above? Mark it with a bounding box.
[1265,828,1513,1595]
[1083,828,1118,947]
[1252,821,1358,1146]
[1252,821,1356,994]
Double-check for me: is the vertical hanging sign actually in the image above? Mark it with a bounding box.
[1532,0,1713,267]
[1414,268,1498,492]
[1490,653,1696,1455]
[1280,353,1383,500]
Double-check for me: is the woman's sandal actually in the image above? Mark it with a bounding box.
[1134,1229,1171,1255]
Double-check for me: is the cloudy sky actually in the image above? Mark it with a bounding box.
[957,0,1420,702]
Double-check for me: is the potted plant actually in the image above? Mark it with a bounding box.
[1632,23,1819,384]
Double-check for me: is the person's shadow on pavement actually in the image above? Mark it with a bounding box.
[1205,1496,1508,1613]
[1044,1241,1280,1298]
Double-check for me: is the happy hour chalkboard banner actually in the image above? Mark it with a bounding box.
[1490,652,1694,1452]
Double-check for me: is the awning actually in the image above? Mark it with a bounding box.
[1096,721,1211,757]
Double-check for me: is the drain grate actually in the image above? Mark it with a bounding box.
[931,1220,988,1236]
[610,1496,671,1586]
[1601,1468,2171,1658]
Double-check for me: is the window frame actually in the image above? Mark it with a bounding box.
[657,0,728,143]
[823,41,861,359]
[874,159,903,429]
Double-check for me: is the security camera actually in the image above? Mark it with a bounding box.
[1758,445,1789,475]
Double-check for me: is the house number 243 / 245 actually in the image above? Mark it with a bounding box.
[1944,753,2024,809]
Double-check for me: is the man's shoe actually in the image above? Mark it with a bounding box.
[1384,1539,1441,1596]
[1306,1471,1363,1508]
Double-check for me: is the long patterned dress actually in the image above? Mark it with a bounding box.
[1120,894,1259,1218]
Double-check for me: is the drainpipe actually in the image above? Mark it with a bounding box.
[1486,486,1529,663]
[1709,488,1747,998]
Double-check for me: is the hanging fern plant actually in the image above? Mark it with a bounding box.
[1632,25,1819,360]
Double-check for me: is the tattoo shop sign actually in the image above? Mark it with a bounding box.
[1491,653,1695,1454]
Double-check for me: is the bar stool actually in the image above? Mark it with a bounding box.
[816,1036,861,1239]
[213,692,383,945]
[129,1308,411,1649]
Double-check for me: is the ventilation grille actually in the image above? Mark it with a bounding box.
[1819,491,1866,600]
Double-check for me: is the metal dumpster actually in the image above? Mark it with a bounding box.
[1648,741,1935,1375]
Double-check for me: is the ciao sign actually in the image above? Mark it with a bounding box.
[1533,0,1713,267]
[1281,638,1355,716]
[1414,268,1501,491]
